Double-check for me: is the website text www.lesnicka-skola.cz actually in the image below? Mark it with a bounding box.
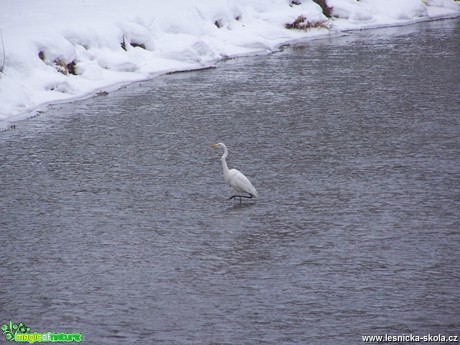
[362,334,459,343]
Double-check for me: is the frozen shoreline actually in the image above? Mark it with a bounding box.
[0,0,459,129]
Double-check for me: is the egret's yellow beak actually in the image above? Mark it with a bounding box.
[209,143,219,148]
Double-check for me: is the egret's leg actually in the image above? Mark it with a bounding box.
[227,194,254,201]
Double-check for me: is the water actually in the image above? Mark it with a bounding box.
[1,19,459,344]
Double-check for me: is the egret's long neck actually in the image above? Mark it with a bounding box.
[221,147,230,180]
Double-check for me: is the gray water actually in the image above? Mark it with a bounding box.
[1,19,459,344]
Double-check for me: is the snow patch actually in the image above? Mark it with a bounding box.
[0,0,459,128]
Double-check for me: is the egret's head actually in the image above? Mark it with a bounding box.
[209,143,224,149]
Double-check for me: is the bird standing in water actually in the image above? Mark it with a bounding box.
[209,143,259,202]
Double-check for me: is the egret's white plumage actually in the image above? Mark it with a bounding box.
[210,143,259,201]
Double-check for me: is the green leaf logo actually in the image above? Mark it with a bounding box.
[1,321,30,341]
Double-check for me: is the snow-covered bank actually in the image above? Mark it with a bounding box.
[0,0,459,128]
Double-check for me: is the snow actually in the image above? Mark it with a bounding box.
[0,0,459,128]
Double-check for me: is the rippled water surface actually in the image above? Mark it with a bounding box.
[1,19,459,344]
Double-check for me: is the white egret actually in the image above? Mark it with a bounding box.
[209,143,259,202]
